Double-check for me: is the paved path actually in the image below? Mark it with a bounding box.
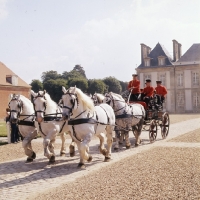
[0,118,200,200]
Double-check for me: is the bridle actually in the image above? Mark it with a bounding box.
[105,93,127,113]
[9,98,23,119]
[32,94,47,116]
[61,92,79,114]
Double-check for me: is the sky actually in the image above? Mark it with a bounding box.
[0,0,200,84]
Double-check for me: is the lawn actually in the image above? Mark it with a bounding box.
[0,121,7,137]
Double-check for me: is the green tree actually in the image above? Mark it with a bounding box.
[103,76,122,94]
[68,78,88,92]
[62,65,87,80]
[41,71,61,83]
[30,79,43,92]
[43,79,68,103]
[88,79,107,94]
[119,81,128,92]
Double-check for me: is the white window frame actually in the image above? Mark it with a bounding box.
[158,56,166,66]
[144,74,151,82]
[177,73,183,87]
[193,92,200,108]
[144,57,151,67]
[159,74,166,86]
[193,72,199,86]
[177,91,184,107]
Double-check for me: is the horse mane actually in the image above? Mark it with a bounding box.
[96,93,104,102]
[111,92,125,101]
[70,87,95,112]
[19,95,34,114]
[38,91,59,113]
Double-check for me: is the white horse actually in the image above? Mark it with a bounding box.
[30,90,75,163]
[9,94,38,162]
[61,86,115,169]
[92,92,105,106]
[103,92,145,149]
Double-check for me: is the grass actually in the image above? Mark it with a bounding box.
[0,121,7,137]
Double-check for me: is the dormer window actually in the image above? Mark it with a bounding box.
[6,75,18,86]
[144,57,151,67]
[158,56,166,66]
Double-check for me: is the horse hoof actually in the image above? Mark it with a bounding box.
[31,152,36,159]
[114,147,119,151]
[119,142,123,145]
[60,152,66,157]
[26,158,33,163]
[135,144,139,147]
[104,157,111,162]
[100,149,107,156]
[126,145,131,149]
[87,155,93,162]
[49,155,55,164]
[77,163,86,169]
[69,152,75,157]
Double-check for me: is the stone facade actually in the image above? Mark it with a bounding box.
[136,40,200,113]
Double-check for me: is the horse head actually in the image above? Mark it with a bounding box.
[31,90,47,123]
[8,94,23,123]
[61,86,79,120]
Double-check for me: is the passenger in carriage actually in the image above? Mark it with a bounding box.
[141,79,154,108]
[155,80,167,107]
[127,74,140,102]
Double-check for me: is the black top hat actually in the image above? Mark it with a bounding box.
[132,74,138,77]
[156,80,162,83]
[145,79,151,83]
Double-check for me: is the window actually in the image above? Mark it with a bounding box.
[144,74,151,82]
[159,74,166,86]
[177,91,184,107]
[193,72,199,86]
[177,73,183,87]
[193,92,200,108]
[158,56,166,66]
[144,57,151,67]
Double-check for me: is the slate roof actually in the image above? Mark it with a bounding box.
[176,43,200,64]
[0,61,31,87]
[138,43,173,68]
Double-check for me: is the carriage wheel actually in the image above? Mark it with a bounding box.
[161,112,170,139]
[149,119,157,143]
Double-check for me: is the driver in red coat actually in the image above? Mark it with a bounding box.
[141,79,154,107]
[155,80,167,105]
[127,74,140,102]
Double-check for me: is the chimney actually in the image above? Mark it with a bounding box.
[140,43,151,65]
[172,40,182,61]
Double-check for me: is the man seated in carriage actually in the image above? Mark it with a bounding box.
[127,74,140,102]
[155,80,167,108]
[141,79,154,109]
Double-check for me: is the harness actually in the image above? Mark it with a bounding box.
[105,93,144,131]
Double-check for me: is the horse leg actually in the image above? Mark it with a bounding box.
[105,126,113,162]
[119,131,124,144]
[134,118,144,147]
[48,138,56,163]
[125,131,131,149]
[59,132,66,156]
[77,134,92,169]
[43,137,54,162]
[97,132,107,156]
[23,130,37,163]
[113,130,120,150]
[68,131,76,157]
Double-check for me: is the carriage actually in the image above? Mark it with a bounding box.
[121,90,170,143]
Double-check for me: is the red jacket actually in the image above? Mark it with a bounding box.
[128,80,140,94]
[143,86,154,97]
[155,85,167,96]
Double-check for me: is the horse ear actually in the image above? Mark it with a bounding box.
[62,86,67,94]
[10,94,13,100]
[43,90,46,95]
[30,90,37,97]
[17,95,20,100]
